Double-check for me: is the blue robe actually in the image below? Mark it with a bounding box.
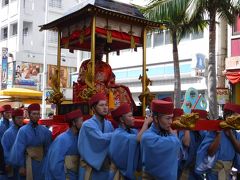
[44,129,79,180]
[178,131,206,180]
[108,127,140,180]
[78,115,114,180]
[0,118,12,140]
[195,131,240,180]
[10,121,52,180]
[0,143,6,180]
[1,125,24,180]
[141,124,181,180]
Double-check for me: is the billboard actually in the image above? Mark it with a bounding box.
[48,65,68,88]
[14,62,42,86]
[192,53,206,77]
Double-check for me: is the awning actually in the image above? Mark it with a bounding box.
[225,70,240,84]
[0,88,73,105]
[0,88,42,97]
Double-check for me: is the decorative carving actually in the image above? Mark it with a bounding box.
[138,71,155,107]
[172,113,199,129]
[46,69,64,105]
[220,115,240,129]
[78,61,97,101]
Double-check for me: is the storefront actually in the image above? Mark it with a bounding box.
[225,56,240,104]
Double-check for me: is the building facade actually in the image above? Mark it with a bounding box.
[108,28,209,107]
[0,0,79,112]
[225,16,240,105]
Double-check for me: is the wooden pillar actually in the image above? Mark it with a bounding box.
[91,16,96,87]
[106,52,109,64]
[142,28,147,116]
[56,29,62,115]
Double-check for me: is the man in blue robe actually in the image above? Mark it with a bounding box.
[195,103,240,180]
[10,103,52,180]
[78,93,114,180]
[0,143,6,180]
[1,108,24,180]
[178,109,208,180]
[0,105,12,140]
[44,109,83,180]
[109,103,152,180]
[141,99,181,180]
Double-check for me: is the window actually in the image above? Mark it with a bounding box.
[165,30,171,44]
[1,27,8,40]
[180,33,190,42]
[48,31,58,43]
[233,15,240,35]
[2,0,9,7]
[191,31,204,40]
[153,31,164,47]
[231,38,240,56]
[23,27,28,36]
[10,23,17,36]
[49,0,61,8]
[146,33,152,48]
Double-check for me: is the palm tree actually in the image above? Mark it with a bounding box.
[188,0,238,119]
[141,0,207,108]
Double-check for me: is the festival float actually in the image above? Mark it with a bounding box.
[38,0,239,136]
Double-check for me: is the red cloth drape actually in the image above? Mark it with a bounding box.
[225,70,240,84]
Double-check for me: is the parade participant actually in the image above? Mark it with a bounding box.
[74,40,136,108]
[109,103,152,179]
[78,48,112,89]
[1,109,24,180]
[10,103,52,180]
[78,93,114,180]
[178,109,207,180]
[0,143,6,179]
[141,99,181,180]
[0,105,12,140]
[44,109,83,180]
[195,103,240,180]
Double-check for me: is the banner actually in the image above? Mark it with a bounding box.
[2,47,8,90]
[7,62,14,88]
[48,65,68,88]
[14,62,42,86]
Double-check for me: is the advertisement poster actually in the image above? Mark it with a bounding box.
[2,47,8,90]
[14,62,42,86]
[48,65,68,88]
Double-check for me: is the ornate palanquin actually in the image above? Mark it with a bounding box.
[40,0,166,116]
[39,0,236,131]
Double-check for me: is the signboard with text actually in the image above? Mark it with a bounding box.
[2,47,8,90]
